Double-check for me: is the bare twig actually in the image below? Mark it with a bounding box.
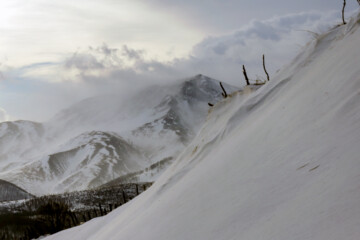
[242,65,250,85]
[342,0,347,25]
[220,82,228,98]
[262,54,270,81]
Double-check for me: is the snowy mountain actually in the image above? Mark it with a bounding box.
[0,121,45,171]
[45,11,360,240]
[0,179,33,202]
[49,74,237,137]
[0,75,238,195]
[1,131,149,194]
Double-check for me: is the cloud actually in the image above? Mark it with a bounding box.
[0,0,201,68]
[0,44,184,122]
[172,11,342,84]
[0,10,352,122]
[0,62,9,81]
[65,44,124,71]
[61,43,179,86]
[121,45,145,61]
[141,0,359,33]
[0,108,10,122]
[60,11,341,86]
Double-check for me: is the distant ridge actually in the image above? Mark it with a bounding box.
[0,179,33,202]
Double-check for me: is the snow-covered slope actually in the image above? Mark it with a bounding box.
[0,75,237,194]
[46,12,360,240]
[0,179,33,202]
[2,131,149,194]
[0,121,45,171]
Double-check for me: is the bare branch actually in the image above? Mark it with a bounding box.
[263,54,270,81]
[342,0,347,25]
[220,82,228,98]
[242,65,250,85]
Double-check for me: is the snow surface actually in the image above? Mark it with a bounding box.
[46,11,360,240]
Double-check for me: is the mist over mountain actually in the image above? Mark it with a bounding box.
[0,74,239,195]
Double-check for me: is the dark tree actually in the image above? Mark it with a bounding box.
[37,200,70,233]
[122,190,127,203]
[98,203,104,216]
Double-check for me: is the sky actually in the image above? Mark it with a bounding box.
[0,0,359,122]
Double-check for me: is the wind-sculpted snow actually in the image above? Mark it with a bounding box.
[46,11,360,240]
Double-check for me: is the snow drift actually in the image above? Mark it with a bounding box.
[46,11,360,240]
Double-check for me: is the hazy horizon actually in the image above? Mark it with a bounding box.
[0,0,359,122]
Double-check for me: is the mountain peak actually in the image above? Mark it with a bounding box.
[180,74,238,103]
